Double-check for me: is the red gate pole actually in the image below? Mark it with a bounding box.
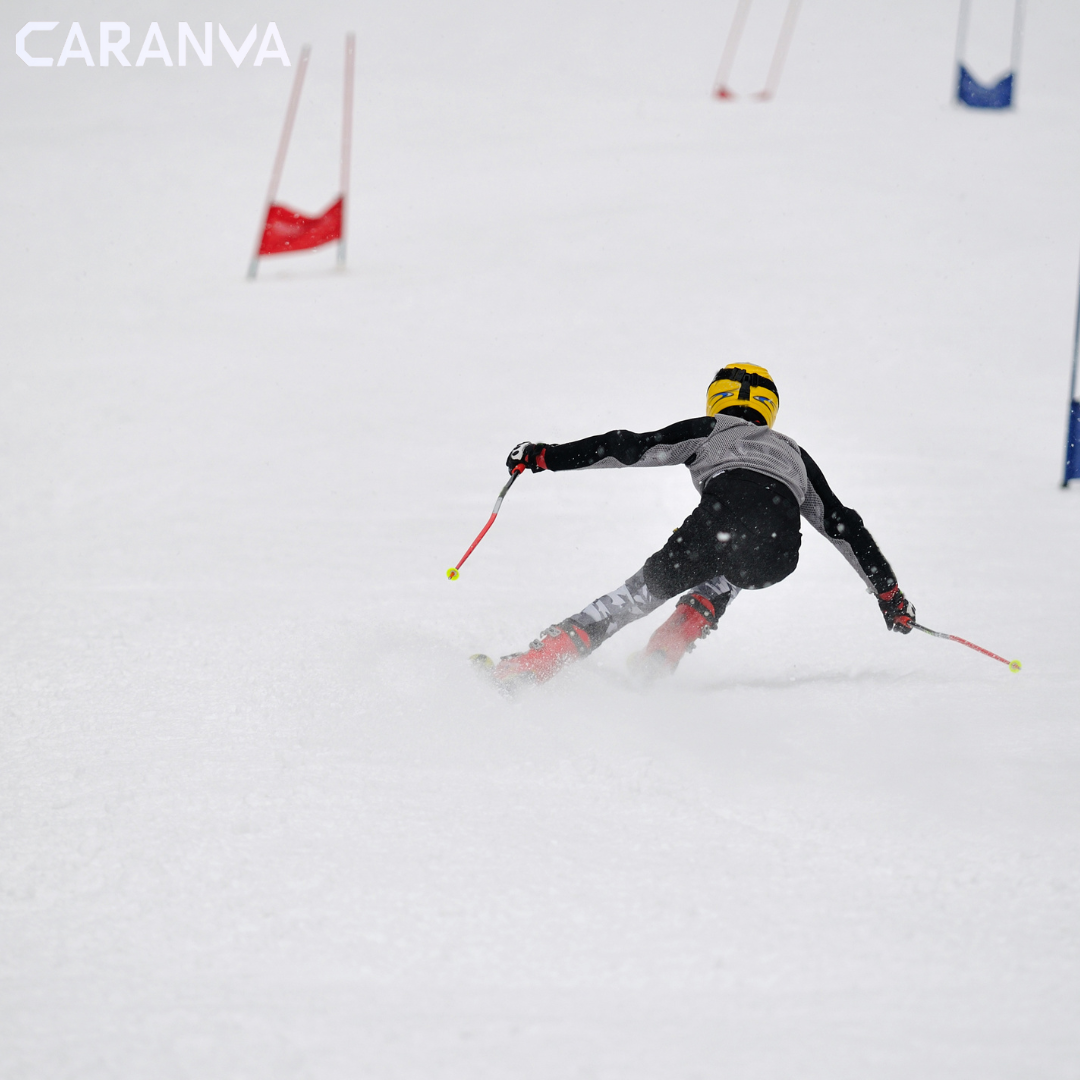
[247,44,311,280]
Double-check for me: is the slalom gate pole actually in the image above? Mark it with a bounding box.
[953,0,972,103]
[1062,246,1080,487]
[446,466,525,580]
[1009,0,1026,84]
[247,44,311,280]
[910,622,1021,672]
[337,33,355,270]
[755,0,802,101]
[712,0,753,99]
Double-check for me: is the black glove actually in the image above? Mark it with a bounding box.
[506,441,550,474]
[877,586,915,634]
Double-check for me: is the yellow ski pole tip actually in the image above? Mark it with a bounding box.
[1008,659,1021,673]
[446,567,460,580]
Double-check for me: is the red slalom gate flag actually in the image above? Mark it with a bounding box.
[258,197,343,256]
[247,38,354,279]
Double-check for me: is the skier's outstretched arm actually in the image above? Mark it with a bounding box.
[506,417,716,474]
[798,448,915,633]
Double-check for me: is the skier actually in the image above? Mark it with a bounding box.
[475,363,915,689]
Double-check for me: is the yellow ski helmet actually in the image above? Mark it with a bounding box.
[706,363,779,427]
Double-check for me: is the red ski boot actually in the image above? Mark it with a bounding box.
[482,620,593,692]
[630,593,717,678]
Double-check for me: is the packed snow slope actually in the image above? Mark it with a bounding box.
[2,0,1079,1076]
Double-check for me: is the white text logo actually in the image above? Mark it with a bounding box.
[15,21,290,67]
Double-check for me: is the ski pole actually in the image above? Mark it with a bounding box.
[446,465,525,580]
[910,621,1021,672]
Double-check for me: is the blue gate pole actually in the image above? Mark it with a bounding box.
[1063,250,1080,487]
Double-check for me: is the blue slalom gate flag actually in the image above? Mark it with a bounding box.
[957,65,1014,109]
[1065,400,1080,485]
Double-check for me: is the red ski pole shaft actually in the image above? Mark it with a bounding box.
[446,466,525,580]
[910,621,1021,672]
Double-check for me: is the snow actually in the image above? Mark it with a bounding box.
[3,0,1079,1075]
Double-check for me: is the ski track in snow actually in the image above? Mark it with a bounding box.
[2,0,1079,1076]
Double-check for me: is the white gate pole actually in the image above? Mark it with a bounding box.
[1009,0,1026,87]
[338,33,355,270]
[758,0,802,100]
[953,0,972,101]
[247,45,311,280]
[712,0,753,98]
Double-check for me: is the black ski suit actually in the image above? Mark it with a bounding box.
[536,413,899,646]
